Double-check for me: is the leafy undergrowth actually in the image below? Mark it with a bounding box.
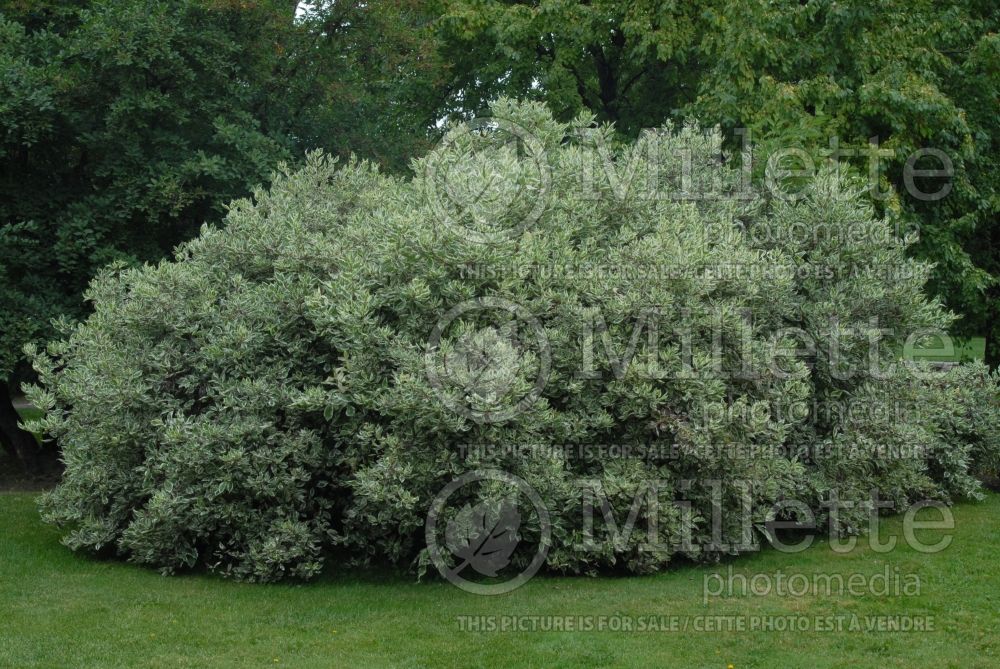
[1,493,997,668]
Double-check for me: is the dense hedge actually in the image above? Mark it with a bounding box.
[25,101,1000,581]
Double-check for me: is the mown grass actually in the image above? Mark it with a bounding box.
[902,335,986,363]
[1,492,997,668]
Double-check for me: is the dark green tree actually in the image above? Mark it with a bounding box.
[0,0,445,470]
[435,0,1000,364]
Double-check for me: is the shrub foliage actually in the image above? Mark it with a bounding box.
[26,101,1000,581]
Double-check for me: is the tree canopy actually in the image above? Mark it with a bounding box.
[3,0,998,472]
[435,0,1000,364]
[0,0,444,467]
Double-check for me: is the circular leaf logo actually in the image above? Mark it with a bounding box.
[425,297,550,424]
[421,115,552,244]
[425,469,551,595]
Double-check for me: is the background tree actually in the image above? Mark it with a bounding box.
[434,0,1000,364]
[0,0,445,471]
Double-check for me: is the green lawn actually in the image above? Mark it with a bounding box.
[2,493,998,667]
[907,336,987,363]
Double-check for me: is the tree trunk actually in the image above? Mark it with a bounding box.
[985,299,998,370]
[0,384,39,473]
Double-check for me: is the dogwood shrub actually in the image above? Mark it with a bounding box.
[25,100,1000,581]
